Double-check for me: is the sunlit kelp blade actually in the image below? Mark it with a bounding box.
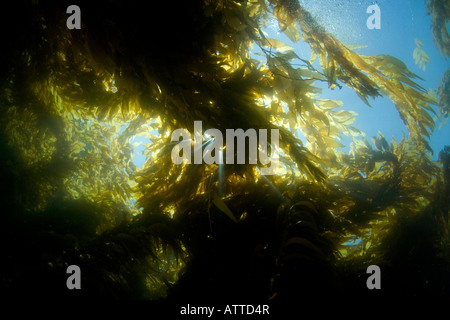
[413,38,431,71]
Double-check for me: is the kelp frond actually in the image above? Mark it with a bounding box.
[426,0,450,57]
[271,0,437,152]
[413,38,431,71]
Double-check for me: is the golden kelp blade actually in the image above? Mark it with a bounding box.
[212,194,238,223]
[413,38,431,71]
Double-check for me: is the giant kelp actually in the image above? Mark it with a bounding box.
[0,0,448,301]
[437,68,450,126]
[426,0,450,57]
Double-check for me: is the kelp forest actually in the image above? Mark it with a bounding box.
[0,0,449,304]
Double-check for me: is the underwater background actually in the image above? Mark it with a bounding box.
[0,0,448,307]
